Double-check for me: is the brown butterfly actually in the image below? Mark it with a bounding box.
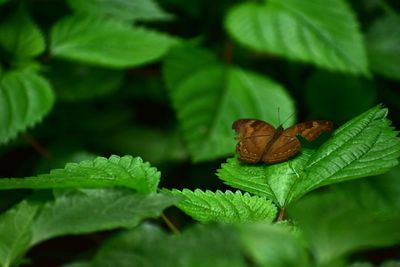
[232,119,333,164]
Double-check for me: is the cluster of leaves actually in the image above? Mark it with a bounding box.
[0,0,400,266]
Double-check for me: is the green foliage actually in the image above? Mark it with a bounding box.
[0,155,160,193]
[225,0,368,74]
[0,189,177,267]
[169,189,277,223]
[306,71,376,123]
[0,0,400,266]
[48,61,124,101]
[239,223,310,267]
[218,105,400,207]
[366,14,400,80]
[289,168,400,266]
[164,46,295,162]
[0,6,45,60]
[67,0,173,22]
[50,15,179,68]
[0,200,39,267]
[66,223,247,267]
[31,189,177,244]
[0,69,54,144]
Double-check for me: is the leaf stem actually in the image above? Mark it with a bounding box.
[276,208,285,222]
[161,212,180,235]
[22,133,53,161]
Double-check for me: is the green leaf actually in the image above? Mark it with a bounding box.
[103,127,188,164]
[239,223,310,267]
[288,187,400,265]
[164,46,295,162]
[0,155,160,193]
[218,150,313,207]
[80,223,246,267]
[48,61,123,101]
[169,189,278,223]
[50,15,179,68]
[218,105,400,207]
[225,0,368,75]
[366,14,400,80]
[31,189,177,244]
[67,0,173,22]
[0,200,41,267]
[0,6,45,60]
[0,69,54,144]
[305,70,376,124]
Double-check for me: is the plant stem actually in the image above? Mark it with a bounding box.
[22,133,53,161]
[161,212,180,235]
[277,208,285,222]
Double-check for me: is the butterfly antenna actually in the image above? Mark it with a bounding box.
[280,111,297,127]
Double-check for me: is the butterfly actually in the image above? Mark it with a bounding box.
[232,119,333,164]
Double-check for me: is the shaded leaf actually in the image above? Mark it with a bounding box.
[67,0,173,22]
[0,200,41,267]
[0,155,160,193]
[50,15,179,68]
[77,223,246,267]
[48,61,123,101]
[239,223,310,267]
[31,189,178,244]
[288,187,400,265]
[170,189,277,223]
[164,46,295,162]
[366,14,400,80]
[218,106,400,207]
[0,6,45,59]
[306,70,376,124]
[0,69,54,144]
[225,0,368,75]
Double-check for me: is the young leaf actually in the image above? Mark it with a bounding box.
[225,0,368,75]
[50,15,179,68]
[163,46,295,162]
[366,14,400,80]
[67,0,173,22]
[218,106,400,207]
[0,155,160,193]
[31,189,178,244]
[169,189,278,223]
[0,200,41,267]
[79,223,247,267]
[0,6,45,59]
[0,69,54,144]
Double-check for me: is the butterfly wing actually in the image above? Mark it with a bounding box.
[262,120,333,163]
[232,119,276,163]
[285,120,333,141]
[262,128,301,163]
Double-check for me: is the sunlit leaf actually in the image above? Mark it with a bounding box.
[0,155,160,193]
[170,189,277,223]
[50,15,179,68]
[67,0,173,22]
[218,106,400,207]
[225,0,368,75]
